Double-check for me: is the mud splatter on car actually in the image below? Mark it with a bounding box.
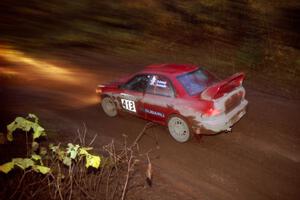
[97,64,248,142]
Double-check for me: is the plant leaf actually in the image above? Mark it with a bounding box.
[28,113,38,123]
[31,154,41,161]
[79,148,88,156]
[85,154,101,169]
[67,143,80,159]
[49,144,65,160]
[32,154,44,165]
[33,165,50,174]
[11,117,32,132]
[39,147,47,156]
[78,147,100,169]
[63,157,72,167]
[12,158,35,170]
[0,162,14,174]
[6,115,46,141]
[49,143,59,153]
[7,132,13,142]
[32,141,39,152]
[79,147,93,156]
[32,123,45,140]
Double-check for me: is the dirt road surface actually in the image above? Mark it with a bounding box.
[1,49,300,200]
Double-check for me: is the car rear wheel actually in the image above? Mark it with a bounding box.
[167,115,190,143]
[101,97,117,117]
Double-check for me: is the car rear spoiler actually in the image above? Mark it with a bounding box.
[201,72,245,100]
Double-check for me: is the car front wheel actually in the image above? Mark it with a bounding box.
[101,97,117,117]
[167,115,190,143]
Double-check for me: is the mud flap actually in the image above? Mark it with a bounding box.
[227,108,246,132]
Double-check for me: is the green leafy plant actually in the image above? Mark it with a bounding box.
[0,114,101,175]
[49,143,101,169]
[0,114,150,200]
[0,157,50,174]
[6,113,46,142]
[0,114,50,174]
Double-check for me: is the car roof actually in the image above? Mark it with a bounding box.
[140,64,199,77]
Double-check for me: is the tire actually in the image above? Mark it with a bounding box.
[167,115,190,143]
[101,97,117,117]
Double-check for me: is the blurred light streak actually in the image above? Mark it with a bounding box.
[0,45,101,107]
[0,45,75,83]
[0,67,19,76]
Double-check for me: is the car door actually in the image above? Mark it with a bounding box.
[142,74,176,124]
[118,74,149,117]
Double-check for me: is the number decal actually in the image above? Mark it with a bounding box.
[121,99,136,112]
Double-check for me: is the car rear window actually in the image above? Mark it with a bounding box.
[177,69,218,96]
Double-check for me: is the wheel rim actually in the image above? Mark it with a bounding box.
[102,98,117,117]
[168,117,190,142]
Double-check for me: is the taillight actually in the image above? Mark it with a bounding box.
[203,107,221,117]
[96,84,105,94]
[96,87,102,94]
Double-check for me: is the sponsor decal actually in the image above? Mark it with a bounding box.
[143,108,165,118]
[120,93,135,99]
[149,76,167,88]
[156,80,167,88]
[121,99,136,112]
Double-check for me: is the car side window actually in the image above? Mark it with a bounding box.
[123,75,149,92]
[146,75,175,97]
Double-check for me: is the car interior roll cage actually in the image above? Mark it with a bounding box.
[120,73,177,98]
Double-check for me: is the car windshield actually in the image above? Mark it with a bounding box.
[177,68,218,96]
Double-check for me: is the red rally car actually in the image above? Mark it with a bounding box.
[96,64,248,142]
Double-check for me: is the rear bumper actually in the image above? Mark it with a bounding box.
[192,99,248,134]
